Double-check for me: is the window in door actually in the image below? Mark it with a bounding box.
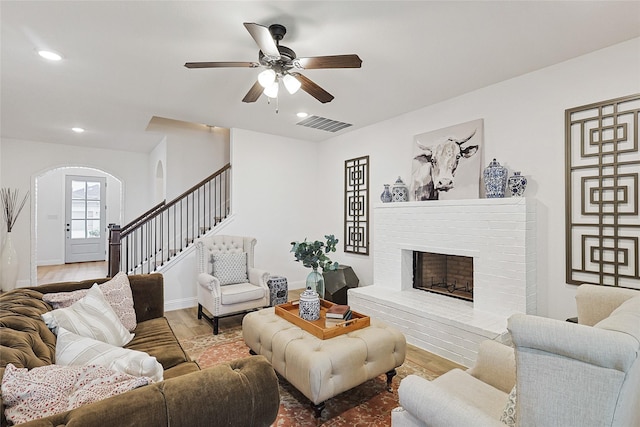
[65,176,107,263]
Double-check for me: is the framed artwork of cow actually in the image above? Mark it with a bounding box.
[411,119,484,201]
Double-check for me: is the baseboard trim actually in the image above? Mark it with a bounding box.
[165,296,197,312]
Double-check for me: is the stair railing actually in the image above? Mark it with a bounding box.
[108,163,230,277]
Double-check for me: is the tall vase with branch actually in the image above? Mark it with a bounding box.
[1,188,29,292]
[290,234,339,299]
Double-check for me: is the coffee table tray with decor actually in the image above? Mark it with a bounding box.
[274,299,370,340]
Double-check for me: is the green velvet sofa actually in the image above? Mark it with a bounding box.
[0,273,280,427]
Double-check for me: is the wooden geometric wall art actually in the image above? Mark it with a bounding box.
[344,155,369,255]
[565,94,640,289]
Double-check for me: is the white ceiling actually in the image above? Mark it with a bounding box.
[2,1,639,152]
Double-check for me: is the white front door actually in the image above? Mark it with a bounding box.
[65,175,107,263]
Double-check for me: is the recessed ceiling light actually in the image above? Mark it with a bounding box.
[297,112,309,118]
[38,50,62,61]
[71,127,85,133]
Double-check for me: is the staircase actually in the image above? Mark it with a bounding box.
[108,163,230,277]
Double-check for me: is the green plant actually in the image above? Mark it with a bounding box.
[1,188,29,232]
[290,234,339,272]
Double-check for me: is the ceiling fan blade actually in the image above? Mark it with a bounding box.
[295,54,362,69]
[242,80,264,103]
[290,73,334,103]
[184,61,259,69]
[243,23,280,60]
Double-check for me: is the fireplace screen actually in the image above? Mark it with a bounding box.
[413,252,474,301]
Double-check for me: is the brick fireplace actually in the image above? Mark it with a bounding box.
[348,198,536,366]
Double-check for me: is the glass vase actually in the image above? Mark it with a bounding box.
[306,268,325,300]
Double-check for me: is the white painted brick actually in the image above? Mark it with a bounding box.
[364,198,536,365]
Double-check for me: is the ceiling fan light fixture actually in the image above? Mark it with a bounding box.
[258,69,276,88]
[283,74,301,94]
[263,80,279,98]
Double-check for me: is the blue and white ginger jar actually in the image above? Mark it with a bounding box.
[392,176,409,202]
[483,158,508,198]
[299,288,321,321]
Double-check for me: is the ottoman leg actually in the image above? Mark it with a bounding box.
[385,369,397,392]
[312,401,325,418]
[197,304,203,320]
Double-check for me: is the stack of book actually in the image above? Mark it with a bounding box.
[325,304,352,327]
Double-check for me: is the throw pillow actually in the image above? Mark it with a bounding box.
[41,284,134,347]
[212,252,248,285]
[1,363,150,425]
[43,271,137,332]
[55,327,163,382]
[499,385,517,427]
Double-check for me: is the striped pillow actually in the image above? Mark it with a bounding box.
[55,327,163,382]
[41,284,134,347]
[43,271,137,332]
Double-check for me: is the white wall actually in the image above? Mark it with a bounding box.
[146,118,230,201]
[36,167,122,266]
[316,37,640,321]
[0,138,152,286]
[159,128,323,310]
[225,128,324,284]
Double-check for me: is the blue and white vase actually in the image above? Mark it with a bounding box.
[299,287,321,321]
[508,172,527,197]
[483,159,508,198]
[392,176,409,202]
[380,184,392,203]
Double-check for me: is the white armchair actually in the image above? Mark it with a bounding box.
[392,284,640,427]
[195,235,270,335]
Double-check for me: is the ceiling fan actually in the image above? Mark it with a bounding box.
[185,22,362,104]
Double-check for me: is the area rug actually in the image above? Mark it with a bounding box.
[180,328,438,427]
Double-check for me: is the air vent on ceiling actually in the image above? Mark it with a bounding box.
[296,115,352,133]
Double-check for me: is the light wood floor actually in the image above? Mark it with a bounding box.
[37,261,110,285]
[37,263,464,376]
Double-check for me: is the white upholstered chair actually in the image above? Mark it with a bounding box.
[392,284,640,427]
[195,235,270,334]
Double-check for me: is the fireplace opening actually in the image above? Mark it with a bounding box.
[413,252,474,302]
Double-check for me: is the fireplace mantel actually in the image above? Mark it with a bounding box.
[349,197,537,366]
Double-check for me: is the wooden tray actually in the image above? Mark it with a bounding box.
[274,299,370,340]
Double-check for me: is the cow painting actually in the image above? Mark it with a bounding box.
[411,129,480,200]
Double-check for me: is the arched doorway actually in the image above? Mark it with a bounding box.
[32,166,123,284]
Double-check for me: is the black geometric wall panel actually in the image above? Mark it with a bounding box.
[344,156,369,255]
[565,94,640,289]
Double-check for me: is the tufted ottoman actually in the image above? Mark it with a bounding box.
[242,307,406,417]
